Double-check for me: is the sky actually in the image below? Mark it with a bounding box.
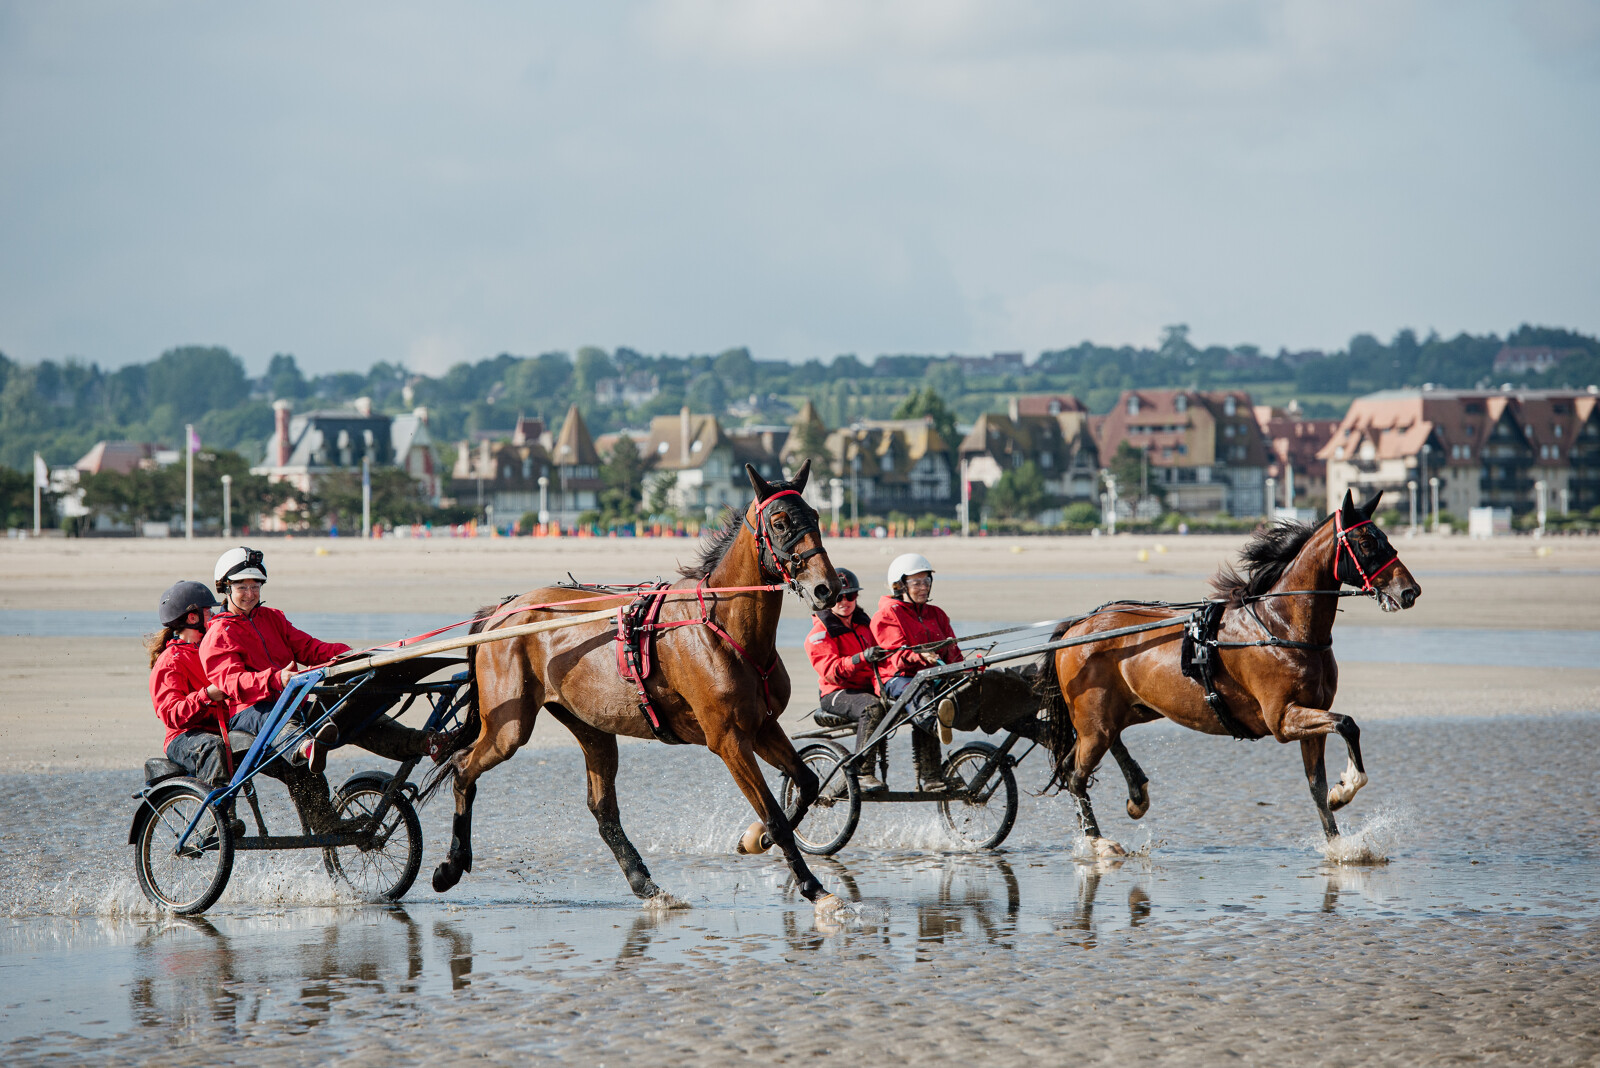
[2,1,1597,376]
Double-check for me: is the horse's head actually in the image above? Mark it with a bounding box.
[1334,489,1421,612]
[743,460,840,611]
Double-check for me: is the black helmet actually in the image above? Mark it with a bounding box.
[159,580,221,628]
[836,568,861,596]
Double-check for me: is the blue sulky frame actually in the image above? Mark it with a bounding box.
[171,661,472,855]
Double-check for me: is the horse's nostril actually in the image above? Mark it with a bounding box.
[813,583,831,602]
[1401,589,1417,608]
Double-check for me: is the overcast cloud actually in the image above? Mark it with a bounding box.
[1,1,1596,374]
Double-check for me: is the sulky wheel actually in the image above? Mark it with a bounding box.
[781,741,861,856]
[323,779,424,902]
[938,742,1019,850]
[134,778,235,915]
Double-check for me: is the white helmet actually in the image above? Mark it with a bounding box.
[214,546,267,591]
[887,552,935,590]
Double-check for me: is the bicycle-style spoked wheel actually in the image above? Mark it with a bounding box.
[323,783,423,901]
[938,742,1019,850]
[134,780,235,914]
[782,741,861,856]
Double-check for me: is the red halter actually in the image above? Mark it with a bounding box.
[1334,513,1399,593]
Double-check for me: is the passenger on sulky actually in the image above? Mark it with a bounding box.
[804,567,890,791]
[871,553,964,792]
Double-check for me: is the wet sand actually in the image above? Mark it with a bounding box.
[2,533,1599,1063]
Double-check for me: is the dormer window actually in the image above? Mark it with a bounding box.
[1223,396,1237,417]
[560,444,572,457]
[1175,395,1187,414]
[1359,441,1375,461]
[1128,396,1140,415]
[657,441,670,455]
[691,439,703,453]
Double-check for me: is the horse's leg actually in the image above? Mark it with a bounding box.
[432,697,540,893]
[712,726,836,911]
[746,717,820,843]
[1326,716,1367,811]
[1067,728,1121,855]
[1299,735,1340,839]
[545,706,666,902]
[1279,703,1367,835]
[1108,734,1150,820]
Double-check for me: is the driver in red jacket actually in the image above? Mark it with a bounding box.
[871,552,963,792]
[805,568,889,790]
[200,547,443,830]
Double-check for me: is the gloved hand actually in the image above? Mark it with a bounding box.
[852,646,889,665]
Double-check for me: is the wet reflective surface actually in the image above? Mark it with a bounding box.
[4,713,1599,1063]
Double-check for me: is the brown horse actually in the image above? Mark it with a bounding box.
[424,462,848,911]
[1040,490,1422,853]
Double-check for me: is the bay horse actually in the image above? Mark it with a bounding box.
[424,462,848,912]
[1040,490,1421,853]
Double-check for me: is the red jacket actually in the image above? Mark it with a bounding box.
[200,606,351,714]
[806,609,881,695]
[152,639,228,748]
[870,595,962,678]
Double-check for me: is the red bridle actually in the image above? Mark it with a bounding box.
[1334,513,1399,593]
[743,488,825,591]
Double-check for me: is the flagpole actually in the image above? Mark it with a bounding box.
[33,452,42,536]
[362,455,371,539]
[185,424,195,540]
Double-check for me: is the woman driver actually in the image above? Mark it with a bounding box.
[871,553,963,792]
[199,547,447,830]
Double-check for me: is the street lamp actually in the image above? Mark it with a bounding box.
[1104,474,1118,536]
[1265,476,1277,520]
[1428,476,1439,533]
[221,474,232,539]
[829,477,842,532]
[537,474,549,526]
[1535,479,1547,537]
[1407,480,1418,534]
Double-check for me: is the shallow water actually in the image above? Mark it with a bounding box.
[3,713,1599,1062]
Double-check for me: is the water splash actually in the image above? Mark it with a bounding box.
[1310,808,1408,864]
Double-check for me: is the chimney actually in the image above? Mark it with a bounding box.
[681,406,691,464]
[1008,396,1020,422]
[273,399,292,467]
[353,396,373,417]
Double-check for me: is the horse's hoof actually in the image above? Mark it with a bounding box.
[1126,798,1149,820]
[431,863,460,893]
[1092,837,1127,858]
[736,821,769,855]
[813,892,845,916]
[642,891,690,911]
[1328,769,1368,810]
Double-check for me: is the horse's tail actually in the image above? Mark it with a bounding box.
[1033,620,1077,794]
[417,600,503,807]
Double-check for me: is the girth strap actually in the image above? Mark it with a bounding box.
[615,582,686,745]
[1179,601,1256,740]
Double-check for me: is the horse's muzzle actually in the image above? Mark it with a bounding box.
[1399,586,1418,609]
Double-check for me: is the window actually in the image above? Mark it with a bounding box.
[1463,445,1471,459]
[1223,397,1236,416]
[1555,425,1564,439]
[1334,446,1345,459]
[1224,424,1235,438]
[691,440,703,453]
[1128,396,1140,415]
[1040,452,1053,468]
[1175,395,1187,413]
[657,441,669,455]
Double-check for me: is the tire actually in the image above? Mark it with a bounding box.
[323,780,423,901]
[782,741,861,856]
[134,779,235,915]
[938,742,1019,850]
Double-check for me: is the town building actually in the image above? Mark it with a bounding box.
[254,398,441,502]
[1319,387,1600,518]
[824,419,955,516]
[643,407,755,518]
[1092,389,1269,517]
[959,397,1099,506]
[1254,402,1339,512]
[1491,346,1583,378]
[594,371,661,407]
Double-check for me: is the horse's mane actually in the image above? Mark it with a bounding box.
[1209,514,1332,605]
[677,507,745,579]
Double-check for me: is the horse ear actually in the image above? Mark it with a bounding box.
[792,458,811,492]
[1361,490,1383,519]
[1339,488,1357,519]
[745,463,773,500]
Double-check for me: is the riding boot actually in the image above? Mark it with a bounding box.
[855,700,891,792]
[912,722,947,793]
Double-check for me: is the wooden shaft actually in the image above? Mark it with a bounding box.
[322,605,619,680]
